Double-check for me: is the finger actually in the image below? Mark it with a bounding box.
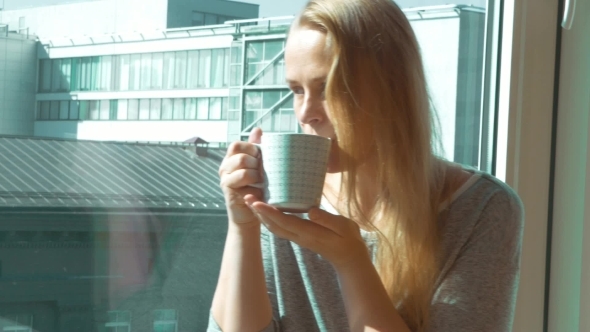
[219,153,259,175]
[225,140,260,159]
[252,202,334,238]
[307,208,355,236]
[243,194,262,206]
[248,127,263,144]
[256,211,300,242]
[220,169,262,189]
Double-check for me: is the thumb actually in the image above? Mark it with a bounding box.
[248,127,263,144]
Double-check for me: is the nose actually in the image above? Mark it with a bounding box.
[296,93,325,126]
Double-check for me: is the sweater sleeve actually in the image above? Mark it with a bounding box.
[427,188,524,332]
[206,227,281,332]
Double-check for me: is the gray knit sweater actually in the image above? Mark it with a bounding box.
[208,170,524,331]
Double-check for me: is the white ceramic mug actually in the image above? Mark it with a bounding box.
[251,133,331,213]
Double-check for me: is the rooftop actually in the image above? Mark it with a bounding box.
[0,136,226,210]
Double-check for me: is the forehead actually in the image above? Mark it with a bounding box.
[285,28,332,66]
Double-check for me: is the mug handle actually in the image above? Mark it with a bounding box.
[248,143,265,189]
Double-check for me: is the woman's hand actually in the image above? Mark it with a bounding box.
[246,199,371,271]
[218,128,264,229]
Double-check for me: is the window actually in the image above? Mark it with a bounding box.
[4,0,529,331]
[39,59,52,92]
[105,311,131,332]
[1,314,33,332]
[153,309,178,332]
[59,101,69,120]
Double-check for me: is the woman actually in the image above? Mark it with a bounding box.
[209,0,524,331]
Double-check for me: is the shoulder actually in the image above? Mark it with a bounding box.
[441,171,524,253]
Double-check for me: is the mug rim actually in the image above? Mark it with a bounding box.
[261,132,331,141]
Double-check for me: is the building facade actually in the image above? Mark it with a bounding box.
[0,0,259,39]
[0,28,37,136]
[29,5,485,165]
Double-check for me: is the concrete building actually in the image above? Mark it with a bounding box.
[0,27,37,136]
[0,136,228,332]
[0,0,259,38]
[27,5,485,165]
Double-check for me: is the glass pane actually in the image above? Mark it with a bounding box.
[198,50,211,88]
[223,49,230,87]
[161,99,173,120]
[262,91,281,109]
[209,98,222,120]
[71,58,81,91]
[139,99,150,120]
[163,52,175,89]
[185,98,197,120]
[187,50,200,89]
[51,59,62,92]
[59,101,69,120]
[39,59,52,92]
[79,100,89,120]
[173,99,184,120]
[196,98,208,120]
[39,101,50,120]
[129,54,141,90]
[69,100,80,120]
[60,58,72,92]
[117,99,128,120]
[247,42,263,63]
[264,40,283,61]
[128,99,139,120]
[152,53,164,90]
[49,101,59,120]
[174,51,187,89]
[99,100,110,120]
[211,49,225,88]
[153,99,164,120]
[141,53,152,90]
[118,54,131,91]
[89,100,100,120]
[100,56,113,91]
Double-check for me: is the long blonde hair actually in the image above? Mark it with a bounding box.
[296,0,448,330]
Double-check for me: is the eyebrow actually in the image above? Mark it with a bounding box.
[286,76,327,84]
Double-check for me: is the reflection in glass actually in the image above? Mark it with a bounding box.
[79,100,89,120]
[150,99,169,120]
[173,99,184,120]
[70,100,80,120]
[139,99,151,120]
[185,98,197,120]
[128,99,139,120]
[119,55,131,91]
[187,50,200,89]
[163,52,175,90]
[141,53,153,90]
[210,98,222,120]
[59,101,69,120]
[174,51,187,89]
[39,59,52,92]
[152,53,164,90]
[50,101,59,120]
[198,50,212,88]
[129,54,142,90]
[161,99,173,120]
[89,100,100,120]
[117,100,128,120]
[197,98,209,120]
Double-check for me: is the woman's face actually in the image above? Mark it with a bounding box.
[284,27,341,173]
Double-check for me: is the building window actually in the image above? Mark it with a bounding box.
[153,309,177,332]
[105,311,131,332]
[2,314,33,332]
[36,98,229,121]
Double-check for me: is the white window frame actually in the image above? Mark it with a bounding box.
[496,0,589,331]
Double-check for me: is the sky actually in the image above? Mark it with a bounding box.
[2,0,486,15]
